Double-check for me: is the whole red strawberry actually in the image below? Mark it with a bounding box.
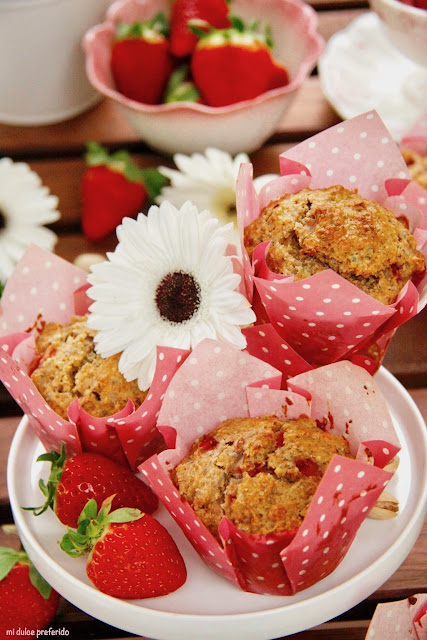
[191,17,289,107]
[28,446,158,528]
[170,0,231,58]
[81,141,147,241]
[61,496,187,598]
[111,13,174,104]
[0,547,60,635]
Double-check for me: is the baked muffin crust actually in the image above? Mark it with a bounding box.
[244,185,425,305]
[30,315,148,419]
[402,149,427,190]
[172,415,353,538]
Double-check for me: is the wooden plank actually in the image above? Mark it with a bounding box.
[0,76,341,159]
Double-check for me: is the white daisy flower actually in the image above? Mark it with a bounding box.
[156,147,277,244]
[87,201,256,391]
[0,158,60,283]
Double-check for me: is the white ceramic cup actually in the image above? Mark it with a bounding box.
[0,0,112,125]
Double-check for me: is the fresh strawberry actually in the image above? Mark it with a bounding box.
[190,17,289,107]
[170,0,231,57]
[0,547,60,634]
[81,142,146,241]
[61,496,187,598]
[27,445,158,528]
[111,13,174,104]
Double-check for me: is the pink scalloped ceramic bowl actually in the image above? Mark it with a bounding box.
[370,0,427,67]
[83,0,324,155]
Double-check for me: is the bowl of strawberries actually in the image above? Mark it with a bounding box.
[83,0,324,155]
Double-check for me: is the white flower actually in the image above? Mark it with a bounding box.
[0,158,60,283]
[156,147,277,244]
[87,201,255,391]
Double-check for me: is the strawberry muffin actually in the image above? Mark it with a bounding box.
[402,149,427,190]
[244,184,425,305]
[171,415,353,540]
[30,315,148,419]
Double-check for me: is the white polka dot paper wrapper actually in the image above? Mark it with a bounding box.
[0,245,191,469]
[139,340,398,596]
[365,593,427,639]
[237,111,427,377]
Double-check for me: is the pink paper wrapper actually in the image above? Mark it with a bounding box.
[236,111,427,380]
[401,111,427,156]
[0,245,190,469]
[139,339,398,595]
[365,594,427,639]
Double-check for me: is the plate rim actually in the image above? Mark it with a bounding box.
[318,11,427,139]
[7,367,427,639]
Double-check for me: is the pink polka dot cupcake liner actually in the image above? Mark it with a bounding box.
[139,338,400,596]
[0,245,190,469]
[365,593,427,639]
[236,110,427,379]
[401,110,427,158]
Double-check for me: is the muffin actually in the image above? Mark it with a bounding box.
[402,149,427,189]
[30,315,148,419]
[244,185,425,305]
[172,415,353,540]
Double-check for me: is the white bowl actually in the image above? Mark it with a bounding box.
[369,0,427,67]
[83,0,324,155]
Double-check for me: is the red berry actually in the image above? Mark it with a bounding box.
[191,19,289,107]
[87,515,187,598]
[61,497,187,599]
[81,142,147,241]
[0,548,60,634]
[111,14,174,104]
[30,447,158,528]
[170,0,230,58]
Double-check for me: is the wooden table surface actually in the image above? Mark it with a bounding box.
[1,1,426,638]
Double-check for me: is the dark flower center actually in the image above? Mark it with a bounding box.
[155,271,201,324]
[227,202,237,217]
[0,209,6,231]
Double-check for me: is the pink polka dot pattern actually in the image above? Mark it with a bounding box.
[113,347,190,470]
[0,245,87,337]
[254,262,394,367]
[288,361,400,464]
[282,455,391,592]
[139,455,240,588]
[219,519,296,595]
[282,111,411,197]
[138,343,399,596]
[235,111,427,375]
[68,399,130,466]
[243,323,313,384]
[0,337,81,457]
[365,593,427,639]
[155,339,282,471]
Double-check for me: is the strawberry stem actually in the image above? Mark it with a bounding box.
[115,12,169,40]
[85,142,146,184]
[0,547,52,599]
[22,445,67,517]
[60,496,143,558]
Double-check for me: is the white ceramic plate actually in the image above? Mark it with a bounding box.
[318,12,427,141]
[7,368,427,640]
